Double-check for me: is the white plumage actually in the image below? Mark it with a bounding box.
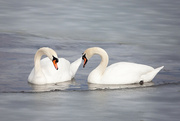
[28,47,82,85]
[82,47,164,84]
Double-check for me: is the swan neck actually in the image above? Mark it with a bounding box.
[94,48,109,75]
[34,49,48,73]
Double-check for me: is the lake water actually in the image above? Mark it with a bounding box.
[0,0,180,121]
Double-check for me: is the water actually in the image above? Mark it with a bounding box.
[0,84,179,121]
[0,0,180,120]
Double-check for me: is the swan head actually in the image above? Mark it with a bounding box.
[82,47,108,68]
[47,48,59,70]
[82,47,97,68]
[52,55,59,70]
[36,47,59,70]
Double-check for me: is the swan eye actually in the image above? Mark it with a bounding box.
[82,54,86,60]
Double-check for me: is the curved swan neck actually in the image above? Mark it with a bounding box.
[34,47,55,72]
[90,47,109,75]
[34,49,44,73]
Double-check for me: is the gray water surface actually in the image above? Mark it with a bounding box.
[0,84,179,121]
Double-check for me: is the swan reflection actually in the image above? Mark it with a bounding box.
[28,80,74,92]
[88,82,154,90]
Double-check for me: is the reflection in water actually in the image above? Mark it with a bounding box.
[88,82,154,90]
[28,80,74,92]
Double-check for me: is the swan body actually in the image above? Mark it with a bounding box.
[28,47,82,85]
[82,47,164,84]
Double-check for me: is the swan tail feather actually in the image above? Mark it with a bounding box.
[141,66,164,82]
[70,57,82,78]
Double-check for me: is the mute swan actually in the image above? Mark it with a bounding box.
[82,47,164,85]
[28,47,82,85]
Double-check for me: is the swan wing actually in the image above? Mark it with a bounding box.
[140,66,164,82]
[41,58,72,83]
[70,57,82,78]
[102,62,155,84]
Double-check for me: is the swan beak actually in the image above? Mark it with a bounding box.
[82,54,88,68]
[52,56,59,70]
[53,60,58,70]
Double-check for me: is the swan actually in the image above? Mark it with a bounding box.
[28,47,82,85]
[82,47,164,85]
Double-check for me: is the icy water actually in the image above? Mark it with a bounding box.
[0,0,180,121]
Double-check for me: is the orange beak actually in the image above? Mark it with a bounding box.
[82,54,88,68]
[53,60,58,70]
[83,58,87,68]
